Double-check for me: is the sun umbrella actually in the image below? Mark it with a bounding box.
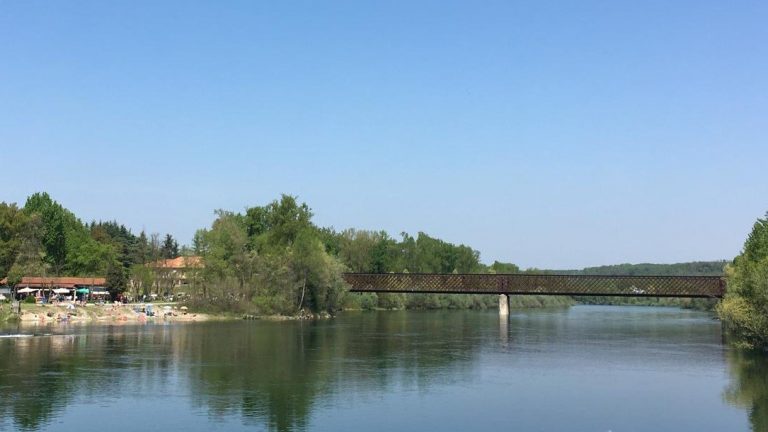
[76,288,90,294]
[53,288,70,294]
[17,287,37,294]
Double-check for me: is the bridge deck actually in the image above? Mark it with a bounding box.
[343,273,725,298]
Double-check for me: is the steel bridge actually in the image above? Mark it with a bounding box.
[342,273,726,298]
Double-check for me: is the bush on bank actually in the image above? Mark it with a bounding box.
[718,213,768,349]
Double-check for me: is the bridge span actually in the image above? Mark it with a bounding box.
[342,273,725,314]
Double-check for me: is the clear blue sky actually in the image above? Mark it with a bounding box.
[1,1,766,269]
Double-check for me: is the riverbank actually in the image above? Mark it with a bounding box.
[0,302,344,325]
[0,303,219,325]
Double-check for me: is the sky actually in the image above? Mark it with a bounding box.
[1,1,766,269]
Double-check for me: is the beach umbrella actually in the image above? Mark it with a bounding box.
[17,287,37,294]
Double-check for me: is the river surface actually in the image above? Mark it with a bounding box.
[1,305,766,432]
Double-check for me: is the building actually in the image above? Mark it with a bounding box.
[148,256,204,294]
[0,276,106,290]
[0,276,107,299]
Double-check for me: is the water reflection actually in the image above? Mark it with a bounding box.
[725,350,768,431]
[0,308,764,432]
[184,312,484,431]
[0,312,484,431]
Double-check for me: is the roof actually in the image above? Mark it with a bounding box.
[149,256,204,269]
[0,277,107,288]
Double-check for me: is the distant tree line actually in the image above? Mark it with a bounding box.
[560,261,727,310]
[571,261,726,276]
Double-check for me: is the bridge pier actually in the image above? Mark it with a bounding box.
[499,314,509,346]
[498,294,509,316]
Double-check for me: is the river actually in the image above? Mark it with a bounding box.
[0,305,765,431]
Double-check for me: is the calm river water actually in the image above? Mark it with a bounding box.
[1,305,766,431]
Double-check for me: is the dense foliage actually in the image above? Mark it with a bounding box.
[1,193,571,314]
[192,197,346,315]
[0,193,181,297]
[717,213,768,349]
[188,195,566,314]
[4,192,732,316]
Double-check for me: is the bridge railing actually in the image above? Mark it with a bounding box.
[342,273,726,298]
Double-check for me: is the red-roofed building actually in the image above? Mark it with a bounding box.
[150,256,203,270]
[141,256,204,296]
[0,276,106,289]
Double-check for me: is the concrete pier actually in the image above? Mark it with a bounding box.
[499,313,509,346]
[498,294,509,316]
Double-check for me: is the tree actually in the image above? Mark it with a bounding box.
[245,195,313,252]
[0,202,29,278]
[148,232,162,266]
[160,234,179,259]
[130,263,155,298]
[24,193,68,274]
[23,192,122,277]
[718,212,768,348]
[132,231,150,265]
[291,229,344,312]
[106,260,127,298]
[489,261,520,274]
[197,211,258,300]
[6,215,49,287]
[337,229,378,273]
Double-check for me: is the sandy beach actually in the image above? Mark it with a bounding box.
[8,303,214,325]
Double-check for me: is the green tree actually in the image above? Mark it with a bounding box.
[7,215,49,287]
[337,229,379,272]
[24,192,68,274]
[489,261,520,274]
[106,260,127,298]
[246,194,313,252]
[717,212,768,348]
[160,234,179,259]
[132,231,150,264]
[66,230,117,275]
[0,202,29,278]
[196,210,258,300]
[291,229,345,313]
[130,263,155,298]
